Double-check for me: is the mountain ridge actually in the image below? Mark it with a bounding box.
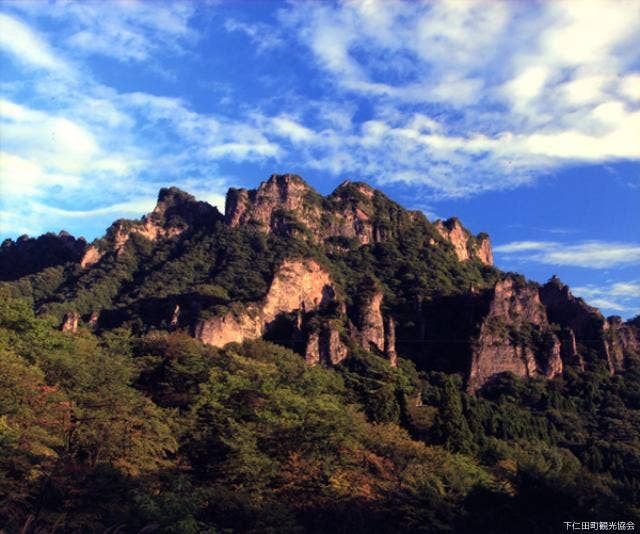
[1,173,638,393]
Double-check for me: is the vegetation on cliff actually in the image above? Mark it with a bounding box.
[1,291,639,532]
[1,176,639,531]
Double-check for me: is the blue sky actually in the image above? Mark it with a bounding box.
[0,0,639,318]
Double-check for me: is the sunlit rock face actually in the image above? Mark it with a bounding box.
[225,174,448,251]
[304,325,349,366]
[61,311,80,333]
[27,173,639,389]
[605,316,639,372]
[81,186,222,268]
[434,218,493,266]
[194,258,335,347]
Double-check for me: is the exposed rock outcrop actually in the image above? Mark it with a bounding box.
[193,257,399,367]
[558,327,585,370]
[194,258,335,348]
[606,316,640,372]
[225,174,316,230]
[81,187,222,267]
[61,311,80,333]
[170,305,181,328]
[434,218,493,266]
[88,311,100,329]
[384,316,398,368]
[540,276,616,373]
[224,174,436,249]
[80,245,104,268]
[349,288,397,367]
[468,276,562,392]
[304,324,349,366]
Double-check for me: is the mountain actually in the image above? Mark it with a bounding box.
[3,173,637,392]
[2,174,639,532]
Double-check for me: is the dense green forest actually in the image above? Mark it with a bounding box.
[1,290,639,532]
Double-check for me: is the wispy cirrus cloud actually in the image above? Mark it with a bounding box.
[1,0,639,240]
[0,7,279,237]
[274,0,640,195]
[494,241,640,269]
[6,0,198,64]
[0,12,71,73]
[573,280,640,317]
[224,18,284,53]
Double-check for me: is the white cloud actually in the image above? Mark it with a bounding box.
[588,298,627,312]
[30,199,157,219]
[1,0,639,239]
[504,66,550,102]
[206,142,279,160]
[492,241,553,253]
[610,282,640,298]
[271,116,316,143]
[1,98,99,174]
[572,279,640,317]
[495,241,640,269]
[560,75,608,105]
[0,12,69,72]
[620,74,640,101]
[540,1,638,66]
[275,0,640,196]
[224,18,283,52]
[12,0,198,63]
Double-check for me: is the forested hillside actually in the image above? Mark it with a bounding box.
[1,174,639,532]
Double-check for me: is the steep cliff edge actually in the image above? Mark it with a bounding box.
[225,174,467,253]
[348,285,397,367]
[10,173,637,392]
[225,174,381,245]
[193,257,399,367]
[605,315,639,372]
[468,276,562,392]
[194,258,336,347]
[81,187,222,268]
[433,218,493,266]
[540,276,619,373]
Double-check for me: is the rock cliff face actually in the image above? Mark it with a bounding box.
[194,258,336,347]
[606,316,639,372]
[225,175,436,249]
[434,218,493,266]
[61,311,80,333]
[81,187,222,268]
[558,327,585,370]
[540,276,616,373]
[349,289,397,366]
[468,276,562,392]
[304,324,349,366]
[225,174,316,230]
[193,257,399,368]
[17,173,638,389]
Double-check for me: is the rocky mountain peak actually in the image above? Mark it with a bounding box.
[152,186,197,217]
[79,187,221,269]
[539,277,640,373]
[224,174,491,260]
[225,173,315,228]
[330,179,375,200]
[433,217,493,266]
